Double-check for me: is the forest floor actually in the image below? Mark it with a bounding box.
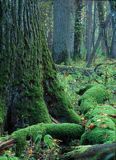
[0,59,116,160]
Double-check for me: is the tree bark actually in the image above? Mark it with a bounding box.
[86,14,111,67]
[97,1,110,57]
[86,0,93,63]
[73,0,83,60]
[53,0,75,64]
[109,1,116,58]
[62,143,116,160]
[0,0,81,133]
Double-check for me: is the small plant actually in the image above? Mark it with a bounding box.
[19,133,60,160]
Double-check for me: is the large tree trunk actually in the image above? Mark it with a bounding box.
[0,0,14,134]
[53,0,75,64]
[0,0,80,133]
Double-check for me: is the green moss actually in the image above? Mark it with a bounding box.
[85,105,116,123]
[0,156,19,160]
[45,123,84,140]
[81,128,116,144]
[0,99,5,126]
[81,115,116,144]
[62,145,91,160]
[41,31,81,124]
[86,115,115,130]
[79,85,109,113]
[11,123,83,155]
[80,98,97,113]
[0,157,7,160]
[80,84,108,103]
[13,82,51,126]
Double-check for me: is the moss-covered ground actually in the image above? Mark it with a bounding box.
[0,60,116,159]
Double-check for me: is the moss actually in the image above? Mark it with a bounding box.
[11,123,83,155]
[80,98,97,114]
[0,156,19,160]
[81,128,116,145]
[80,84,108,103]
[85,105,116,123]
[85,115,115,130]
[12,81,51,127]
[81,115,116,144]
[62,145,91,160]
[79,84,109,113]
[45,123,84,140]
[0,157,8,160]
[41,30,81,124]
[0,99,5,127]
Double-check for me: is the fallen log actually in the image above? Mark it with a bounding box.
[62,142,116,160]
[55,64,93,76]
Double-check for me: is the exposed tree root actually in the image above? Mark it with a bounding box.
[0,123,84,155]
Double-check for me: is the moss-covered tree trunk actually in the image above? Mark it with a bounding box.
[0,0,80,133]
[0,0,14,134]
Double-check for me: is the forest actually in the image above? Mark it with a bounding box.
[0,0,116,159]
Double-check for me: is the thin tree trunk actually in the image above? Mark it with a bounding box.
[73,0,83,60]
[110,0,116,58]
[86,0,93,63]
[86,14,111,67]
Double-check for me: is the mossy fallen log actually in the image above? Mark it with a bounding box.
[0,123,84,155]
[79,84,109,113]
[80,114,116,144]
[85,105,116,123]
[55,64,93,75]
[62,143,116,160]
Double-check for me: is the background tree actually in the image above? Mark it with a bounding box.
[73,0,83,60]
[53,0,75,64]
[97,0,109,57]
[86,0,93,63]
[109,0,116,58]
